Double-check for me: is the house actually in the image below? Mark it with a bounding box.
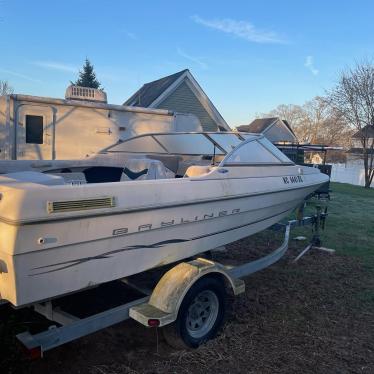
[236,117,302,163]
[235,117,297,143]
[347,124,374,165]
[124,69,231,132]
[351,124,374,147]
[310,153,323,164]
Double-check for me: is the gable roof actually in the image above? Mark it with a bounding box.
[352,125,374,139]
[123,69,230,131]
[236,118,296,137]
[124,69,188,107]
[236,117,278,134]
[236,117,297,142]
[282,120,296,137]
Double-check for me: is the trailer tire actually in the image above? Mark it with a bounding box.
[163,276,226,349]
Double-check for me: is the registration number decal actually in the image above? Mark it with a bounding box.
[282,175,303,184]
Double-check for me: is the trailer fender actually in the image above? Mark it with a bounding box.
[129,258,244,327]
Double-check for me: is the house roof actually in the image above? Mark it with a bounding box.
[123,69,188,107]
[123,69,231,131]
[236,117,296,137]
[352,125,374,139]
[282,120,296,136]
[236,117,278,134]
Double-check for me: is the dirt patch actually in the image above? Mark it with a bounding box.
[1,231,373,374]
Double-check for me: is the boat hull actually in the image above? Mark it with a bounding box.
[3,185,316,306]
[0,165,328,306]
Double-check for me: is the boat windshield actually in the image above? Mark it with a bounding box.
[105,132,255,156]
[105,132,293,165]
[221,136,294,166]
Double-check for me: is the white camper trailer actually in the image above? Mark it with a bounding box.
[0,86,202,161]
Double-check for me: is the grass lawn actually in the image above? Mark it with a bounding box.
[293,182,374,304]
[319,182,374,258]
[291,182,374,257]
[325,183,374,304]
[293,182,374,255]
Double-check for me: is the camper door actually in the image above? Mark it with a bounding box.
[16,105,55,160]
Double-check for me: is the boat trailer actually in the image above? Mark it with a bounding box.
[16,209,328,358]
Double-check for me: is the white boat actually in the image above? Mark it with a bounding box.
[0,132,328,307]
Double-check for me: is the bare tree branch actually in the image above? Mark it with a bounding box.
[326,60,374,188]
[262,97,352,148]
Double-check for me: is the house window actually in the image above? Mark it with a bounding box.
[25,115,43,144]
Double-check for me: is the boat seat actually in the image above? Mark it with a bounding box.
[120,159,170,181]
[52,172,87,185]
[122,167,149,180]
[184,165,212,178]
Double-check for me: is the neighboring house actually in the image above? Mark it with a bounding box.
[124,69,231,132]
[310,153,323,164]
[347,124,374,165]
[351,124,374,148]
[235,117,297,143]
[236,117,300,163]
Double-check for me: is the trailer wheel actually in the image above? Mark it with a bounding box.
[163,276,226,349]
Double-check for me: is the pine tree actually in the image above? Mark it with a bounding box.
[73,58,101,89]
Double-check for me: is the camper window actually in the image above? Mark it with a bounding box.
[25,115,43,144]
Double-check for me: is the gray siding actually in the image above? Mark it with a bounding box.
[156,81,218,131]
[265,121,297,142]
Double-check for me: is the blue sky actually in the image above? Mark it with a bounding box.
[1,0,374,127]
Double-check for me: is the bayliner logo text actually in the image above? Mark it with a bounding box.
[112,208,241,237]
[282,175,303,184]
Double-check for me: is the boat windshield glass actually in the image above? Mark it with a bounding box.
[106,132,248,156]
[258,137,293,163]
[105,132,293,164]
[154,134,224,155]
[240,134,258,141]
[110,136,166,153]
[207,133,243,152]
[222,137,293,165]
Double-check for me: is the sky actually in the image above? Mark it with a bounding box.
[1,0,374,127]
